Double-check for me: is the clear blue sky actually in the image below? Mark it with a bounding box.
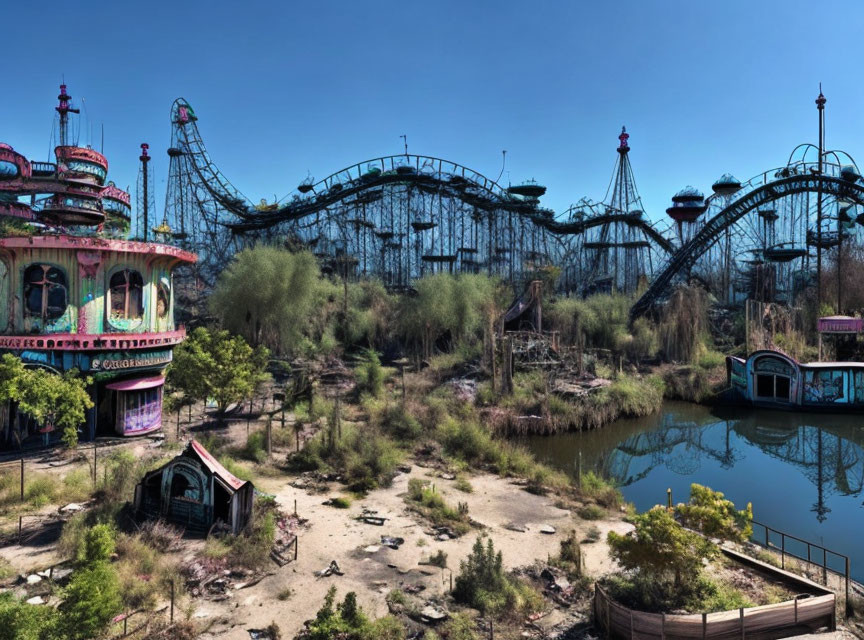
[3,0,864,224]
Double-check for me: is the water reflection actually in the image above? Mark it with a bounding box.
[525,402,864,579]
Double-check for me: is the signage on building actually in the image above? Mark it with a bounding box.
[817,317,863,334]
[90,350,173,371]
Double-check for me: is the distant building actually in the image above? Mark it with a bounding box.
[134,440,254,535]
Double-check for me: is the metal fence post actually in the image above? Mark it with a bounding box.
[702,612,707,639]
[661,612,666,640]
[170,579,175,623]
[740,607,745,639]
[780,535,785,570]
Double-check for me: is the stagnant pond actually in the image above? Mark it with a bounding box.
[524,401,864,581]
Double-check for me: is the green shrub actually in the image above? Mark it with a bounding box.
[454,475,473,493]
[607,505,718,609]
[80,523,116,565]
[0,592,61,640]
[57,561,122,640]
[329,496,352,509]
[675,484,753,543]
[584,525,601,543]
[355,349,385,398]
[428,549,448,568]
[438,613,478,640]
[697,350,725,370]
[578,504,605,521]
[243,430,268,463]
[406,479,469,534]
[453,537,539,617]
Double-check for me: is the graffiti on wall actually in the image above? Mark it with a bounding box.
[803,369,846,403]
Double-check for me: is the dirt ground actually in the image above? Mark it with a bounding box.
[194,466,631,638]
[0,403,633,639]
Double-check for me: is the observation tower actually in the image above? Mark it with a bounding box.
[0,85,196,449]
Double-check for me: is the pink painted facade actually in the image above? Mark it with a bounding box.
[0,85,197,447]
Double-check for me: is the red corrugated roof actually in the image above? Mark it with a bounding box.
[188,440,248,491]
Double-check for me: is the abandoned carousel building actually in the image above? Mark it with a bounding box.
[0,85,197,449]
[134,440,254,535]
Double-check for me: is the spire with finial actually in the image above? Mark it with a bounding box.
[617,126,630,154]
[816,83,826,110]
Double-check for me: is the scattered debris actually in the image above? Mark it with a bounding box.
[504,523,528,533]
[356,507,388,526]
[380,536,405,550]
[539,524,556,535]
[447,378,477,402]
[58,502,86,515]
[315,560,344,577]
[25,574,42,585]
[363,545,381,554]
[419,604,448,624]
[25,596,44,605]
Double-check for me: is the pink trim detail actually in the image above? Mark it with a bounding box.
[190,440,247,490]
[0,235,197,263]
[106,375,165,391]
[0,327,186,352]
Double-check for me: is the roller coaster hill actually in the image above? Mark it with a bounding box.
[160,92,864,319]
[160,102,669,295]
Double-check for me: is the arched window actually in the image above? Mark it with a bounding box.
[109,269,144,321]
[156,278,170,318]
[23,264,68,321]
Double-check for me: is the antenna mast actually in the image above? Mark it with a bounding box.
[55,84,80,147]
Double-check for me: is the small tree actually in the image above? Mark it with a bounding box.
[453,537,508,612]
[15,366,92,448]
[302,586,370,640]
[354,349,384,397]
[675,484,753,544]
[57,561,122,640]
[607,505,716,591]
[169,327,270,417]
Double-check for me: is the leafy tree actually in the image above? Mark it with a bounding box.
[607,505,717,591]
[169,327,270,415]
[0,354,25,405]
[56,561,122,640]
[210,247,326,354]
[14,365,92,448]
[397,273,505,358]
[675,483,753,543]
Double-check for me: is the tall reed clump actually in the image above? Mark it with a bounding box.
[658,285,709,363]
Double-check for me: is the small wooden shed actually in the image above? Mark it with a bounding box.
[134,440,254,534]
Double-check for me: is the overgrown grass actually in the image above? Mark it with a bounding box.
[663,366,712,403]
[436,416,570,491]
[579,470,623,508]
[577,504,606,521]
[406,478,470,535]
[288,423,404,492]
[204,497,277,569]
[0,466,93,513]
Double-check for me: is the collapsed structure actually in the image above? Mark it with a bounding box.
[134,440,254,535]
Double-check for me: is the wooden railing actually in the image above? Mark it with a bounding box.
[594,584,835,639]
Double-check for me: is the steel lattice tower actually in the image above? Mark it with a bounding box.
[135,143,155,241]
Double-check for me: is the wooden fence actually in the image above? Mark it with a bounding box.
[594,585,835,640]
